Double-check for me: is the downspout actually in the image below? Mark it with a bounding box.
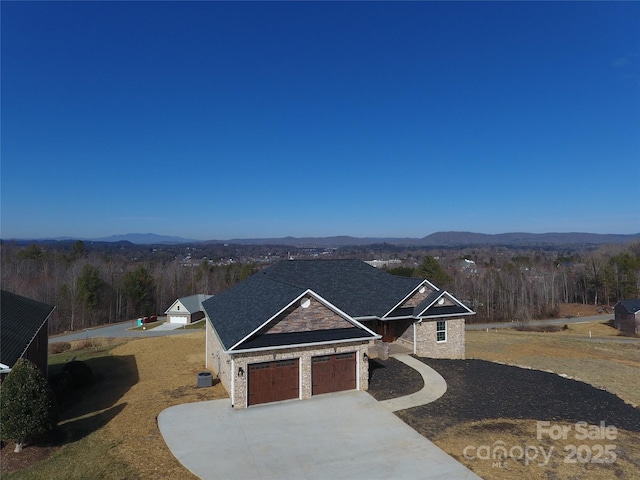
[413,322,416,355]
[230,357,235,408]
[356,352,360,391]
[205,321,209,368]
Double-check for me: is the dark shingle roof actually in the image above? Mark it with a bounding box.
[263,259,423,318]
[203,259,420,350]
[203,272,306,350]
[414,290,443,316]
[239,328,368,350]
[618,299,640,314]
[414,290,475,318]
[1,290,55,368]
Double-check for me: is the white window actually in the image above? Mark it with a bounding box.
[436,320,446,342]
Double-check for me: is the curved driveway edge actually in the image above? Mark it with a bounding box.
[378,354,447,412]
[158,391,481,480]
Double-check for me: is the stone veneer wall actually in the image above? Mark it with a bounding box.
[231,341,371,409]
[206,320,373,409]
[414,317,465,359]
[267,297,353,334]
[400,284,434,308]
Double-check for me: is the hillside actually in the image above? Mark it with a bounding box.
[5,231,639,248]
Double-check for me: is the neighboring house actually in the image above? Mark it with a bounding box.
[614,299,640,335]
[203,259,474,409]
[165,294,213,325]
[0,290,55,381]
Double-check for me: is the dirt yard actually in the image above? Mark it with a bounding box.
[557,302,612,318]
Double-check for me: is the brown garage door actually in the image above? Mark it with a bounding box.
[247,359,299,406]
[312,352,356,396]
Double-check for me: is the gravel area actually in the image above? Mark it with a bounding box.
[368,357,424,401]
[370,357,640,439]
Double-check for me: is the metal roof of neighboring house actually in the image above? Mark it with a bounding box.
[0,290,55,369]
[165,294,213,314]
[617,299,640,314]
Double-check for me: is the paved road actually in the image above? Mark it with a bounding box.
[466,314,613,330]
[49,319,198,343]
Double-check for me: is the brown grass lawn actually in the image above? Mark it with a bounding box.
[1,331,227,479]
[3,304,638,480]
[430,318,640,480]
[101,332,227,479]
[435,419,640,480]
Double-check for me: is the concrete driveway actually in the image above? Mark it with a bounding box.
[49,318,196,342]
[158,390,481,480]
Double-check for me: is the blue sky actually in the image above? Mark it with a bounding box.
[2,1,639,240]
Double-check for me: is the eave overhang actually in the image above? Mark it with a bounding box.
[228,288,379,352]
[381,279,439,319]
[414,290,475,318]
[225,334,381,355]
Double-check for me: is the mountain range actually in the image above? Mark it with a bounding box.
[16,231,640,247]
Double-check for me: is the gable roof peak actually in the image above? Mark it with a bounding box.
[617,299,640,313]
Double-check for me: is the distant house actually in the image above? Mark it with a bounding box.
[203,259,474,409]
[614,300,640,335]
[165,294,213,325]
[0,290,55,381]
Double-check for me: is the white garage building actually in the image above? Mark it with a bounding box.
[165,294,213,325]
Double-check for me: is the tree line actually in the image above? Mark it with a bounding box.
[387,243,640,323]
[1,241,258,335]
[2,240,639,333]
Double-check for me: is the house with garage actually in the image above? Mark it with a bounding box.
[165,294,213,325]
[0,290,55,382]
[203,259,474,408]
[613,299,640,335]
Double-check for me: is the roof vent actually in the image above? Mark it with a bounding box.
[437,298,445,305]
[301,298,311,309]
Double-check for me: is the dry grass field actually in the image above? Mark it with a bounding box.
[467,322,640,407]
[430,316,640,480]
[1,331,227,479]
[435,419,640,480]
[3,304,638,480]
